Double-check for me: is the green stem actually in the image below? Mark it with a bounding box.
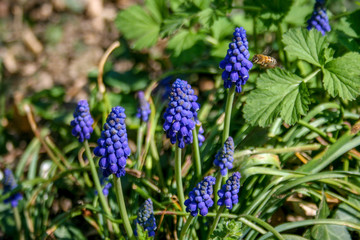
[222,85,236,143]
[303,68,321,83]
[192,126,202,179]
[114,177,135,240]
[13,207,24,240]
[234,144,322,158]
[150,139,165,188]
[207,206,225,239]
[298,120,335,143]
[175,144,186,212]
[136,123,145,170]
[84,140,120,236]
[214,172,223,205]
[179,215,194,240]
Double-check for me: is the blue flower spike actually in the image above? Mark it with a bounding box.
[184,176,216,217]
[198,125,205,147]
[307,0,331,36]
[134,198,157,237]
[136,91,151,122]
[2,169,22,207]
[220,27,253,93]
[94,106,131,178]
[163,79,200,149]
[70,100,94,142]
[213,136,234,176]
[217,172,241,210]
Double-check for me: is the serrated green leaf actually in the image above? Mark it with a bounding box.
[211,17,233,40]
[145,0,166,23]
[160,13,188,37]
[322,52,360,100]
[167,29,201,56]
[311,225,351,240]
[283,28,328,66]
[244,68,310,127]
[115,5,160,49]
[198,8,216,28]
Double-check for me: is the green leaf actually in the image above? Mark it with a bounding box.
[317,193,330,219]
[283,28,328,66]
[335,197,360,224]
[167,29,202,56]
[210,219,242,240]
[311,225,351,240]
[136,223,152,240]
[160,13,188,37]
[211,17,233,41]
[244,68,310,127]
[145,0,166,23]
[322,52,360,100]
[115,5,160,49]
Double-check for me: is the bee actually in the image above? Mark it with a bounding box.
[252,54,278,68]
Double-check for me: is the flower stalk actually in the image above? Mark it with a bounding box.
[114,176,135,240]
[84,140,120,236]
[175,144,186,212]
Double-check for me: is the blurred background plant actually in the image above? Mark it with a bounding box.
[0,0,360,239]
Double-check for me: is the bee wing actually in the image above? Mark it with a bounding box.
[262,46,273,55]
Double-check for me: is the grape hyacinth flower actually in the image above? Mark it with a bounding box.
[95,174,112,196]
[213,137,234,176]
[220,27,253,93]
[94,106,131,178]
[70,100,94,142]
[163,79,200,148]
[307,0,331,35]
[198,125,205,147]
[134,199,157,237]
[136,91,151,122]
[184,176,216,216]
[217,172,241,210]
[2,169,22,207]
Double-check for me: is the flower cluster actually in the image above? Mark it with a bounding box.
[134,199,157,237]
[2,169,22,207]
[198,125,205,147]
[217,172,241,210]
[220,27,253,93]
[213,137,234,176]
[307,0,331,35]
[94,106,131,178]
[184,176,216,216]
[95,175,112,197]
[163,79,200,148]
[70,100,94,142]
[136,91,151,122]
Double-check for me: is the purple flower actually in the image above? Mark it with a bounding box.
[217,172,241,210]
[219,27,253,93]
[70,100,94,142]
[2,169,22,207]
[136,91,151,122]
[213,137,234,176]
[94,106,131,178]
[163,79,200,149]
[307,0,331,36]
[198,125,205,147]
[134,199,157,237]
[95,174,112,196]
[184,176,216,216]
